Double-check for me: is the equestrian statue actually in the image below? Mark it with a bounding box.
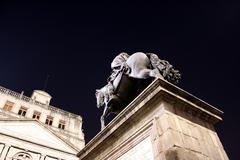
[96,52,181,130]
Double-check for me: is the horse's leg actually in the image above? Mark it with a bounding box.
[100,114,105,130]
[100,105,110,130]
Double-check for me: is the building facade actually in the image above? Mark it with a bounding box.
[0,86,85,160]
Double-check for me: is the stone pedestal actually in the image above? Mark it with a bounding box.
[78,78,229,160]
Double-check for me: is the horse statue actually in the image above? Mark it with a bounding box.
[96,52,181,130]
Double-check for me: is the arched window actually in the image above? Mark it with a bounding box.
[12,152,32,160]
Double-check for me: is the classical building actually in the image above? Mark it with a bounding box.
[0,86,85,160]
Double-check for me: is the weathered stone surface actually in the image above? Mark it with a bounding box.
[117,136,154,160]
[165,147,199,160]
[78,78,229,160]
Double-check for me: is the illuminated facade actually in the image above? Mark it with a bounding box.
[0,86,84,160]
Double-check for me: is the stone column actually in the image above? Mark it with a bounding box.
[0,144,10,160]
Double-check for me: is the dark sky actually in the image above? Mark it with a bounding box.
[0,1,239,159]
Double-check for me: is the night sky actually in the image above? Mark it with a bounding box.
[0,1,239,159]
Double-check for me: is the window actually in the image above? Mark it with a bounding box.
[45,116,53,126]
[12,152,32,160]
[3,101,14,111]
[32,111,41,120]
[18,106,27,117]
[58,120,66,130]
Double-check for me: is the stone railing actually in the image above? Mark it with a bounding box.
[49,105,79,118]
[0,85,80,118]
[0,86,21,99]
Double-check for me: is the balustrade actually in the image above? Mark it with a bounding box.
[0,86,79,118]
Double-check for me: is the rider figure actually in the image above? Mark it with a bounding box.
[107,52,130,83]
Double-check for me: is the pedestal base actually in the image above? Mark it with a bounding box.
[78,78,229,160]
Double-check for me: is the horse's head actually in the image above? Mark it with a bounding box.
[95,89,105,108]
